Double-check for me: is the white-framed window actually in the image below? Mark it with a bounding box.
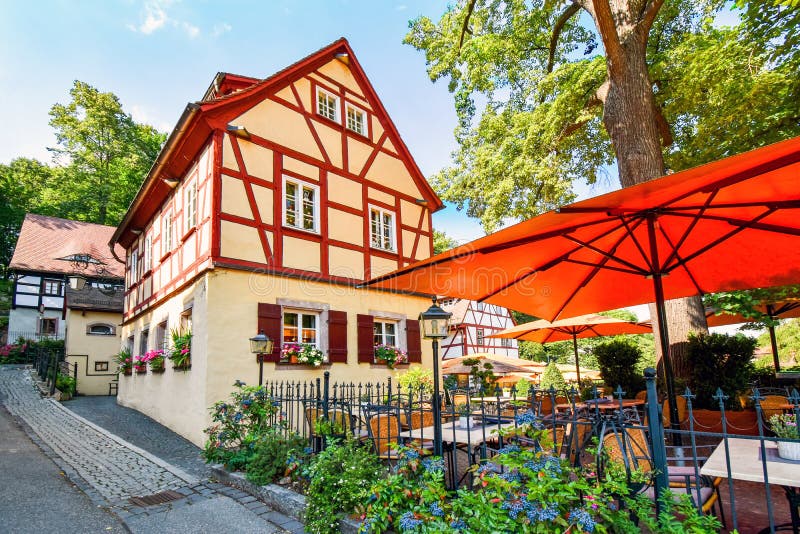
[87,323,115,336]
[129,250,138,284]
[140,329,149,354]
[373,320,398,347]
[185,181,197,231]
[283,177,319,232]
[163,212,174,252]
[143,236,152,272]
[345,103,367,136]
[42,279,62,296]
[476,328,485,346]
[369,206,395,251]
[155,321,168,350]
[283,310,319,347]
[476,301,485,312]
[316,88,339,122]
[500,337,512,348]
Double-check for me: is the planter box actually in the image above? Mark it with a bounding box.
[210,465,361,533]
[691,409,760,436]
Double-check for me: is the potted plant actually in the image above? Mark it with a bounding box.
[770,413,800,460]
[114,348,132,376]
[374,345,408,369]
[133,355,147,374]
[169,329,192,370]
[456,403,475,429]
[144,349,166,373]
[281,342,303,364]
[296,344,324,367]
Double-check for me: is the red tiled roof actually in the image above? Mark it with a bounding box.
[9,214,125,278]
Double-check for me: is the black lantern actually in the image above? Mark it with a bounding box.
[250,331,274,386]
[418,297,452,457]
[419,299,452,339]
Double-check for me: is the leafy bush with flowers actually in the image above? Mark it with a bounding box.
[770,413,799,439]
[169,329,191,368]
[133,355,147,373]
[0,339,28,364]
[374,345,408,369]
[141,349,166,372]
[114,348,132,374]
[305,437,385,534]
[246,427,307,486]
[358,414,720,534]
[203,380,282,470]
[297,344,325,366]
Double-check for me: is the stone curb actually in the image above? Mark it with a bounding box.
[51,398,199,486]
[210,465,360,533]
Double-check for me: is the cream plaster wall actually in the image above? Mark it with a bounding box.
[65,310,121,396]
[117,277,210,446]
[317,59,364,97]
[327,209,364,247]
[221,221,267,264]
[235,100,323,161]
[282,236,321,272]
[327,173,362,209]
[238,139,273,182]
[221,176,253,219]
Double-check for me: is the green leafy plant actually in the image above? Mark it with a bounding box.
[593,340,645,397]
[397,365,434,396]
[246,429,307,486]
[55,373,76,396]
[538,361,567,393]
[305,438,384,534]
[374,345,408,369]
[296,344,324,366]
[463,357,497,393]
[169,329,191,369]
[114,348,132,374]
[686,333,756,409]
[203,380,280,469]
[770,414,799,439]
[626,491,722,533]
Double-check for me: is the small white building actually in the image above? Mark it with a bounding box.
[440,299,519,359]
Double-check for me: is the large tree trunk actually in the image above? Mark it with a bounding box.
[589,0,708,382]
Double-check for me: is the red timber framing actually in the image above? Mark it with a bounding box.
[440,300,519,359]
[113,38,443,323]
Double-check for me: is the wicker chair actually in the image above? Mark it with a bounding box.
[367,413,404,462]
[760,395,789,420]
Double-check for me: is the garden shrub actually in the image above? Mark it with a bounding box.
[686,332,756,409]
[538,361,567,392]
[397,365,434,396]
[304,438,384,534]
[55,374,76,396]
[594,340,645,397]
[203,380,281,469]
[246,428,307,486]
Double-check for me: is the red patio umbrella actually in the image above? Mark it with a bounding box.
[363,136,800,428]
[707,299,800,371]
[489,314,652,383]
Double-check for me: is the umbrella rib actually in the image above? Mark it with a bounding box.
[663,209,775,271]
[659,199,800,212]
[564,258,645,275]
[662,210,800,237]
[660,190,719,271]
[656,224,705,296]
[563,232,650,275]
[619,215,654,271]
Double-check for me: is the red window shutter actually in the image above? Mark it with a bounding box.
[327,310,348,363]
[257,303,282,362]
[357,314,374,363]
[406,319,422,363]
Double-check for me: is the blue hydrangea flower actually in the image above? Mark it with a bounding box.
[515,410,538,425]
[233,412,243,422]
[422,458,444,473]
[499,469,522,482]
[303,446,313,454]
[429,502,444,517]
[502,499,525,519]
[359,516,375,533]
[537,503,560,522]
[450,519,467,530]
[570,508,596,532]
[398,512,423,531]
[498,444,521,455]
[404,449,420,461]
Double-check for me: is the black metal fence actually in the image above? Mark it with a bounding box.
[6,330,65,344]
[31,346,69,395]
[254,370,800,533]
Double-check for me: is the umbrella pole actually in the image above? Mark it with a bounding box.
[767,305,781,373]
[647,215,681,445]
[572,332,581,384]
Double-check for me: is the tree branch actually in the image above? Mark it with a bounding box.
[591,0,625,76]
[554,80,608,144]
[547,3,582,73]
[640,0,665,37]
[653,103,673,147]
[458,0,478,51]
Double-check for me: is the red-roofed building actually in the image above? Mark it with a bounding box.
[439,299,519,359]
[108,39,443,445]
[7,214,125,395]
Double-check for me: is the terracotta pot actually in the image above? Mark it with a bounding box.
[123,369,132,376]
[290,354,298,364]
[151,367,165,374]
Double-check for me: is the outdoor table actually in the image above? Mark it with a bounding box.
[401,420,515,487]
[555,399,645,412]
[701,437,800,533]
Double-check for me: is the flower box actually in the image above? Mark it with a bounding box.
[374,345,408,369]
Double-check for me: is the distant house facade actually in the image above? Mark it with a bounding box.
[110,39,443,446]
[440,299,519,359]
[8,214,124,394]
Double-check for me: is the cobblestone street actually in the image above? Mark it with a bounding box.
[0,367,303,533]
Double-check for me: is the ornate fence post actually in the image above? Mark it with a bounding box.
[322,371,330,415]
[644,367,668,508]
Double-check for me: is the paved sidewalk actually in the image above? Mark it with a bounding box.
[0,367,302,533]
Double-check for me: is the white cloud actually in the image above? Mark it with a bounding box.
[129,0,200,39]
[212,23,232,37]
[130,105,172,133]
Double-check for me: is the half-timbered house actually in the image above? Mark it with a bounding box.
[109,39,443,445]
[440,299,519,359]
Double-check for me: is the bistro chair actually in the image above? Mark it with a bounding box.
[760,395,790,420]
[366,413,404,464]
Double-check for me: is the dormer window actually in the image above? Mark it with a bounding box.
[284,177,319,233]
[346,104,367,136]
[317,88,339,122]
[370,206,395,252]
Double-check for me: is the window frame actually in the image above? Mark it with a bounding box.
[185,181,198,232]
[282,176,320,233]
[373,319,399,348]
[316,87,340,123]
[500,337,512,348]
[163,212,174,254]
[345,103,367,136]
[129,249,138,286]
[143,236,152,273]
[369,205,396,252]
[281,309,324,363]
[476,328,485,347]
[42,278,63,296]
[39,317,58,336]
[87,323,116,336]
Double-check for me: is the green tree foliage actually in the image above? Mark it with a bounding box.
[593,339,646,396]
[48,80,165,225]
[686,333,756,409]
[704,285,800,328]
[405,1,800,231]
[756,318,800,370]
[539,360,567,392]
[432,229,459,254]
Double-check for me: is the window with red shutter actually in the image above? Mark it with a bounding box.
[406,319,422,363]
[327,310,348,363]
[257,303,282,362]
[357,314,374,363]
